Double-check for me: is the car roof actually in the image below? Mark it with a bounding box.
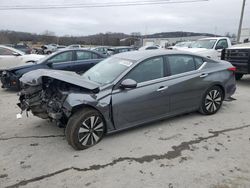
[113,49,196,61]
[108,46,133,50]
[51,48,106,57]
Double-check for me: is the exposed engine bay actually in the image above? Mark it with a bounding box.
[18,77,90,125]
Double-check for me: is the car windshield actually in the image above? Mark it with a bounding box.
[190,39,217,49]
[82,57,134,85]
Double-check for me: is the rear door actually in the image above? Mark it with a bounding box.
[165,54,207,114]
[111,56,171,130]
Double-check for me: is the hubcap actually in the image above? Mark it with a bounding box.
[78,115,104,146]
[205,89,222,112]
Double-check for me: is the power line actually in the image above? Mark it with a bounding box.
[0,0,209,10]
[1,0,172,7]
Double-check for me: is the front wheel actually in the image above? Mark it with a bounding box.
[65,108,105,150]
[199,86,223,115]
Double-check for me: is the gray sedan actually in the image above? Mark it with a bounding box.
[18,50,236,150]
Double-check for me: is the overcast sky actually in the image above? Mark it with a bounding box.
[0,0,249,36]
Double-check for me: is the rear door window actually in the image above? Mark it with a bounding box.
[92,53,101,59]
[167,55,196,75]
[126,57,164,83]
[76,51,92,60]
[194,57,204,69]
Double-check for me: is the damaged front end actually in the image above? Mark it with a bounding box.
[18,80,68,120]
[17,69,100,126]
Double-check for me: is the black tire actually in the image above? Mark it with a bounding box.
[46,51,52,55]
[235,73,243,81]
[199,86,223,115]
[65,108,105,150]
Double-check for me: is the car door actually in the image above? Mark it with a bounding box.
[71,50,102,73]
[165,54,207,114]
[111,56,171,130]
[46,51,75,71]
[0,47,20,69]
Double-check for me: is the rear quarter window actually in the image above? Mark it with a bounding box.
[194,57,204,69]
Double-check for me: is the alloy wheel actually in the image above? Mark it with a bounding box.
[78,115,104,147]
[205,89,222,113]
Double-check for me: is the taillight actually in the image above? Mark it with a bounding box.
[228,67,236,72]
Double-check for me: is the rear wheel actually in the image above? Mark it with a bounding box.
[199,86,223,115]
[235,73,243,80]
[65,108,105,150]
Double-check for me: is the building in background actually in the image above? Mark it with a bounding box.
[240,28,250,43]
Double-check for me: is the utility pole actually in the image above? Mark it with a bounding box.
[237,0,246,43]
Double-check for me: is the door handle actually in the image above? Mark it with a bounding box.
[200,73,208,78]
[157,86,168,92]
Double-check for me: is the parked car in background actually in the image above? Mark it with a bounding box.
[221,42,250,80]
[41,44,66,54]
[91,46,109,55]
[41,44,57,54]
[67,44,82,49]
[0,45,44,70]
[138,45,160,50]
[107,46,134,55]
[168,41,194,50]
[17,50,236,150]
[0,49,105,89]
[180,37,232,60]
[4,43,32,54]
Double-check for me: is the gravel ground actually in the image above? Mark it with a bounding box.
[0,77,250,188]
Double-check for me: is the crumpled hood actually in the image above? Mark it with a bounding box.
[20,69,100,91]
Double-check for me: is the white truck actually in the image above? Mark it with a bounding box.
[180,37,232,60]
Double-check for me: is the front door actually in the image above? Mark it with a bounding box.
[111,56,170,130]
[46,51,75,71]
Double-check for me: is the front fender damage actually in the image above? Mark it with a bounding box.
[17,69,102,127]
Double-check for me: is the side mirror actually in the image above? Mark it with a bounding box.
[215,45,224,50]
[120,79,137,89]
[47,62,53,68]
[12,52,21,56]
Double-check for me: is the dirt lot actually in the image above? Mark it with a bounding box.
[0,77,250,188]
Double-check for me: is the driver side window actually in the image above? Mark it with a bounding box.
[216,39,228,49]
[126,57,164,83]
[47,51,73,64]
